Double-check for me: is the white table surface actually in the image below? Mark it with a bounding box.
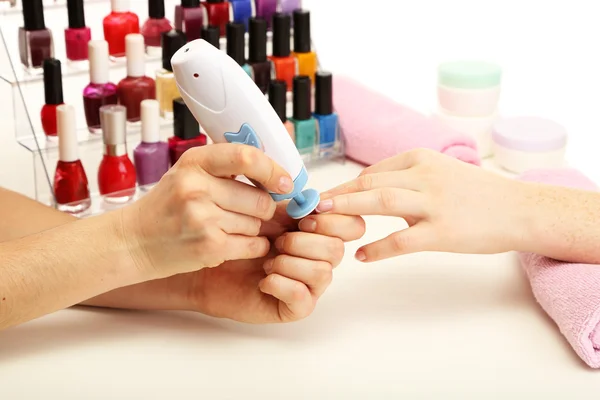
[0,159,599,399]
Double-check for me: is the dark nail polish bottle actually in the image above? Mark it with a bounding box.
[19,0,54,73]
[201,25,221,49]
[169,98,207,165]
[226,22,252,77]
[248,17,272,94]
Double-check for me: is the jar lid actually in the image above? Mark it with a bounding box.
[492,116,567,152]
[438,60,502,89]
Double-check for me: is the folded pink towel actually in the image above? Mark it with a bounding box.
[332,75,481,166]
[518,168,600,367]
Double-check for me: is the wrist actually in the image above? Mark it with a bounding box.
[502,179,544,253]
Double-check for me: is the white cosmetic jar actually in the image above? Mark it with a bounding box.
[433,108,498,158]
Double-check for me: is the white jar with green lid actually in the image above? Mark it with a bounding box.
[437,60,502,117]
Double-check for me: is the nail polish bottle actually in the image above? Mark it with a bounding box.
[98,105,137,203]
[203,0,232,37]
[103,0,140,58]
[117,34,156,123]
[201,25,221,49]
[279,0,301,15]
[269,79,294,141]
[254,0,276,29]
[292,9,317,83]
[18,0,54,72]
[290,76,317,153]
[174,0,204,42]
[313,71,338,148]
[41,58,64,139]
[83,40,118,134]
[134,100,169,188]
[54,104,91,214]
[169,98,207,165]
[141,0,173,56]
[229,0,252,31]
[248,17,272,94]
[64,0,91,62]
[156,30,186,119]
[269,13,296,91]
[226,22,252,77]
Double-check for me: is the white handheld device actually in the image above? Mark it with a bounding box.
[170,39,320,219]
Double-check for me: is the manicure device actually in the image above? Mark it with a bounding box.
[170,39,320,219]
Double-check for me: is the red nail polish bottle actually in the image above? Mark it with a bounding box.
[103,0,140,58]
[203,0,231,37]
[269,13,297,91]
[54,104,91,214]
[18,0,54,73]
[174,0,204,42]
[41,58,64,139]
[141,0,173,56]
[169,98,207,165]
[64,0,91,61]
[98,105,137,203]
[117,34,156,123]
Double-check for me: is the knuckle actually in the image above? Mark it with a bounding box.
[292,282,308,302]
[234,145,256,168]
[328,238,345,263]
[316,262,334,285]
[356,174,373,192]
[249,217,262,236]
[391,231,410,253]
[377,188,398,212]
[406,148,431,164]
[255,192,275,219]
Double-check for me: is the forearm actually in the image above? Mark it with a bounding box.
[0,210,142,330]
[516,181,600,263]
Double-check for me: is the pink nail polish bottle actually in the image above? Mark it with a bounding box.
[141,0,173,56]
[64,0,91,62]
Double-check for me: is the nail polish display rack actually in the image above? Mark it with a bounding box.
[0,0,345,217]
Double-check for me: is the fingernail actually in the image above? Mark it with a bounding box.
[299,218,317,233]
[355,250,366,261]
[263,259,274,274]
[274,236,285,253]
[279,176,293,193]
[316,199,333,213]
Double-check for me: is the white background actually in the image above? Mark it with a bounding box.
[1,0,600,398]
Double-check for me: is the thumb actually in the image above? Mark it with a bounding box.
[354,224,433,262]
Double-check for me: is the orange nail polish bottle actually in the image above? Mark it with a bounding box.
[268,13,297,91]
[291,9,317,83]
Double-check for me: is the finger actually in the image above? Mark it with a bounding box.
[274,232,345,267]
[298,214,366,242]
[218,210,262,236]
[258,274,313,321]
[224,235,271,261]
[354,224,434,262]
[360,148,433,175]
[322,171,421,199]
[209,176,276,221]
[316,188,426,217]
[263,255,333,297]
[183,143,294,195]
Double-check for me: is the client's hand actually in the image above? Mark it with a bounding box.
[313,148,530,262]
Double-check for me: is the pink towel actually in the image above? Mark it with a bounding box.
[518,168,600,368]
[332,75,481,166]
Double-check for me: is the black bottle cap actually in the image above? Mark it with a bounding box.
[162,30,187,71]
[272,13,291,57]
[206,0,224,3]
[202,26,221,49]
[315,71,333,115]
[293,9,311,53]
[181,0,200,7]
[173,98,200,140]
[292,75,311,120]
[66,0,86,29]
[148,0,166,19]
[248,17,267,63]
[22,0,46,31]
[269,80,287,123]
[43,58,64,105]
[226,22,245,65]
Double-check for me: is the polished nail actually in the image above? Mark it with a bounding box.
[299,218,316,233]
[316,199,333,212]
[263,258,274,274]
[355,250,366,261]
[279,176,293,193]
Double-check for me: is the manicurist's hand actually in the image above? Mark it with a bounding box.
[313,148,533,262]
[121,143,294,280]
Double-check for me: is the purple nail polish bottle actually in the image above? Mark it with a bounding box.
[83,40,118,133]
[279,0,301,15]
[19,0,54,73]
[254,0,277,29]
[134,99,169,189]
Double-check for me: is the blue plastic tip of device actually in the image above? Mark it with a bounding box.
[287,189,320,219]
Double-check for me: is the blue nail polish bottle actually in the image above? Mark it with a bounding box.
[226,22,253,79]
[229,0,253,31]
[290,75,318,154]
[313,71,338,148]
